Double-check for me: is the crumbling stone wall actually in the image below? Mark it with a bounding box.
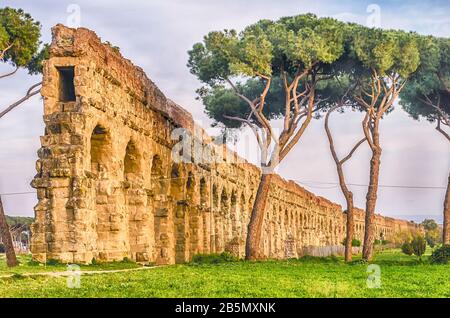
[30,25,420,264]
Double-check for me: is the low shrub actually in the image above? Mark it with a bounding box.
[401,242,414,256]
[430,244,450,264]
[11,273,25,280]
[27,259,41,266]
[352,239,361,247]
[341,238,361,247]
[191,252,237,264]
[297,255,339,263]
[349,259,368,265]
[411,235,426,260]
[374,239,390,245]
[401,235,426,259]
[425,236,436,248]
[122,257,134,263]
[46,259,61,266]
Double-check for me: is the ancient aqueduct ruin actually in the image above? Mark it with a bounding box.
[30,25,420,264]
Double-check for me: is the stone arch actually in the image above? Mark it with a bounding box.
[239,192,246,215]
[239,192,247,245]
[123,139,151,262]
[90,124,111,175]
[199,177,210,253]
[123,140,141,181]
[284,209,289,235]
[185,170,201,259]
[270,204,277,257]
[325,218,331,244]
[216,187,229,251]
[123,139,147,262]
[210,183,219,252]
[200,177,208,207]
[151,154,170,264]
[220,187,229,212]
[170,163,184,200]
[224,189,240,257]
[212,184,219,211]
[290,210,294,235]
[185,171,195,199]
[284,208,295,258]
[89,124,114,260]
[230,189,238,238]
[170,163,188,263]
[151,155,165,194]
[276,206,283,255]
[230,190,237,212]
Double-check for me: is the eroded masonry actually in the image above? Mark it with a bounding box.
[30,25,420,264]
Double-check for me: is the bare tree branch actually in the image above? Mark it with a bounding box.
[340,138,367,164]
[325,104,343,166]
[223,114,264,149]
[279,88,315,161]
[226,78,271,133]
[0,66,19,79]
[325,102,367,166]
[436,118,450,143]
[0,43,13,60]
[419,94,450,127]
[362,112,375,151]
[0,82,42,119]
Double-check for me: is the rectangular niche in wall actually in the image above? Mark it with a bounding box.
[57,66,76,102]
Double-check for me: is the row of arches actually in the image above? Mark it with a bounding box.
[354,221,394,242]
[151,159,258,262]
[87,123,396,263]
[90,124,146,261]
[88,123,259,262]
[260,203,346,258]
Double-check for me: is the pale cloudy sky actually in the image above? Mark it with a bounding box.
[0,0,449,222]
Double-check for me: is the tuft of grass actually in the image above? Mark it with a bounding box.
[10,273,25,280]
[46,259,61,266]
[26,259,41,266]
[0,253,141,275]
[190,252,238,265]
[296,255,340,263]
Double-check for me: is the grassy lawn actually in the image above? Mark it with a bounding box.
[0,249,448,298]
[0,254,141,275]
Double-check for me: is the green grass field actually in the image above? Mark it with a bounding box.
[0,249,448,298]
[0,254,141,275]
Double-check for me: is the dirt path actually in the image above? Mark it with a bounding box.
[0,265,161,279]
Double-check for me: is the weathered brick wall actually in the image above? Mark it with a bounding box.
[30,25,420,264]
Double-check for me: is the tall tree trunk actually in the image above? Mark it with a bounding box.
[324,105,365,262]
[362,148,381,261]
[443,173,450,245]
[343,191,355,263]
[0,195,18,267]
[245,173,274,260]
[334,163,355,263]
